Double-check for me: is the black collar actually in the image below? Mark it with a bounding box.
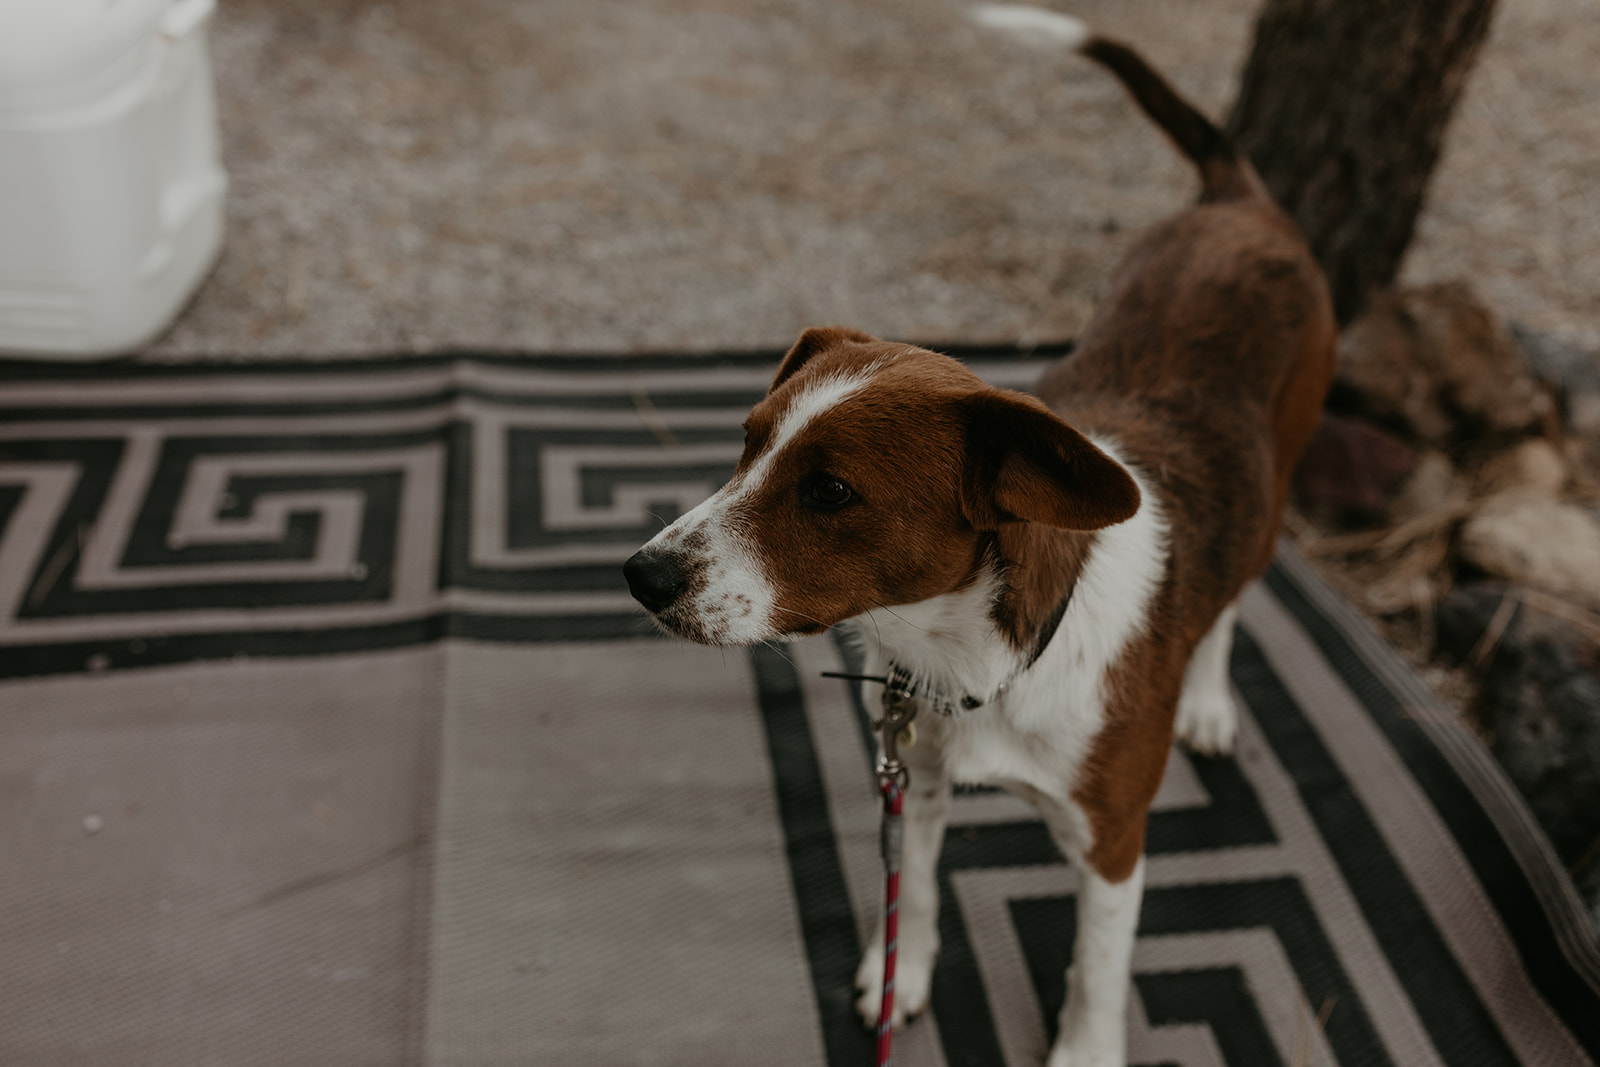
[825,588,1073,715]
[889,588,1071,715]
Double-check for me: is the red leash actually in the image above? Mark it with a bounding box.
[876,777,904,1066]
[822,669,918,1067]
[873,680,916,1067]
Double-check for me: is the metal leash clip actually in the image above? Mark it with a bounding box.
[875,674,918,791]
[818,667,921,787]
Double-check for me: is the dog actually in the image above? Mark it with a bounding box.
[623,7,1336,1064]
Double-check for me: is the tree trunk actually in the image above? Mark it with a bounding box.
[1227,0,1498,325]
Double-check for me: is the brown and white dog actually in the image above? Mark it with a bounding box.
[623,7,1336,1065]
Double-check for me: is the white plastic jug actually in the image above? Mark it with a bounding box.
[0,0,227,359]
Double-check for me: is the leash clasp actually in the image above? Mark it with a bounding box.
[875,674,917,791]
[818,668,919,788]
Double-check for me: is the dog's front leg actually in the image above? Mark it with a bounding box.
[1028,793,1144,1067]
[854,705,951,1030]
[1052,857,1144,1067]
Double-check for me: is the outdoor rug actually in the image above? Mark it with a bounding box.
[2,349,1598,1067]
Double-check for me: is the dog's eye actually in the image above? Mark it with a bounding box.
[804,476,855,510]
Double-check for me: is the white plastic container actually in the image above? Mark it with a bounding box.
[0,0,227,359]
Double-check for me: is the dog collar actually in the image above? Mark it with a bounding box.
[820,660,1019,717]
[824,588,1073,715]
[901,584,1073,715]
[885,661,1014,717]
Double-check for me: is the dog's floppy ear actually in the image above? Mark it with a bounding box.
[961,389,1141,530]
[770,326,879,393]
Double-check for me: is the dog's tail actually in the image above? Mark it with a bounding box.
[971,4,1263,204]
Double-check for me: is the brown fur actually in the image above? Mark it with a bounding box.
[1041,185,1337,882]
[989,524,1097,659]
[727,333,1138,639]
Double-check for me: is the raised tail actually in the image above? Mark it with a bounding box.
[971,4,1262,203]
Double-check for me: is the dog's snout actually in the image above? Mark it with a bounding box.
[623,549,689,613]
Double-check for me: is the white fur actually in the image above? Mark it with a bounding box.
[971,3,1091,50]
[850,567,1017,709]
[1051,859,1146,1067]
[1174,600,1240,755]
[650,489,777,644]
[645,368,877,642]
[847,441,1169,1067]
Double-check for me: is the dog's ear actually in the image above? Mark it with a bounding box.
[961,389,1140,530]
[770,326,879,393]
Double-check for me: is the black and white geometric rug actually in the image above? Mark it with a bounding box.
[2,350,1598,1066]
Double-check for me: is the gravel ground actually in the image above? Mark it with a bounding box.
[140,0,1599,361]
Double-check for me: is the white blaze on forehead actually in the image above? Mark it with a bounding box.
[639,364,880,643]
[732,368,878,501]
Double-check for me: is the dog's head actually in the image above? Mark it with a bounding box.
[623,327,1140,645]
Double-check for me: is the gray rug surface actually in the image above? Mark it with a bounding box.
[1,351,1597,1066]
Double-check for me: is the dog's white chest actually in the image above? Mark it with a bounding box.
[930,667,1109,796]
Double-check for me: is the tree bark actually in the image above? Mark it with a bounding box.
[1227,0,1499,325]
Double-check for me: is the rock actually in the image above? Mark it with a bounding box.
[1435,584,1600,876]
[1292,414,1418,523]
[1574,396,1600,441]
[1436,584,1519,666]
[1459,494,1600,609]
[1337,282,1549,444]
[1511,323,1600,414]
[1389,449,1465,523]
[1472,438,1570,501]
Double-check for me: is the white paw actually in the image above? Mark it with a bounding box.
[1044,1042,1124,1067]
[1174,690,1237,756]
[854,938,935,1029]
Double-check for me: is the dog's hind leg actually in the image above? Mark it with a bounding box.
[1174,601,1239,756]
[855,705,951,1030]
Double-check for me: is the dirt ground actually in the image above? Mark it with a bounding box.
[141,0,1600,361]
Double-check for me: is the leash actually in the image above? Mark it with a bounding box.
[825,669,918,1067]
[876,774,904,1066]
[821,615,1064,1062]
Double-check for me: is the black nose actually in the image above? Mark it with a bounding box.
[623,549,688,613]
